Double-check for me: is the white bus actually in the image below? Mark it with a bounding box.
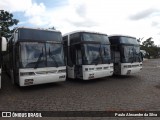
[0,37,7,88]
[108,35,143,75]
[63,31,113,80]
[6,27,66,86]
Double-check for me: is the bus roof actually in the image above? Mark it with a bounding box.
[108,34,139,45]
[63,30,108,37]
[14,27,61,33]
[108,34,136,39]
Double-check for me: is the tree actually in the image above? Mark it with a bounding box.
[141,37,160,58]
[0,10,19,38]
[142,37,154,47]
[137,37,144,44]
[49,26,56,30]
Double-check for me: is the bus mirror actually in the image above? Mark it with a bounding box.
[2,37,7,51]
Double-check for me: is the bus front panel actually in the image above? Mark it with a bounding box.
[120,62,142,75]
[82,64,113,80]
[19,67,66,86]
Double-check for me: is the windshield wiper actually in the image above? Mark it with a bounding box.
[48,47,59,67]
[34,48,44,69]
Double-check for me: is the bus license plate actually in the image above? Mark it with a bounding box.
[88,74,94,79]
[24,79,34,85]
[127,70,131,75]
[89,76,94,79]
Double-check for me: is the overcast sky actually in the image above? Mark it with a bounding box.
[1,0,160,45]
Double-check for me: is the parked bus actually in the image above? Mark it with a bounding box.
[108,35,143,75]
[0,37,7,88]
[5,27,66,86]
[63,31,113,80]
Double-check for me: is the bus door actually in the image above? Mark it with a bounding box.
[71,44,82,79]
[13,44,20,84]
[75,47,82,79]
[111,45,121,74]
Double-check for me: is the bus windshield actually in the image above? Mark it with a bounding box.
[83,44,111,65]
[82,33,111,65]
[20,42,65,68]
[121,45,142,63]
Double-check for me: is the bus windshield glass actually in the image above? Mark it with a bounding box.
[101,44,111,63]
[20,42,65,68]
[82,33,110,44]
[83,44,101,65]
[121,45,142,63]
[83,44,111,65]
[120,37,139,45]
[46,43,65,67]
[20,42,45,68]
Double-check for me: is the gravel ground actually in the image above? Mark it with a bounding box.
[0,58,160,120]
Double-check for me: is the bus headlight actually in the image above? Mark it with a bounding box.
[20,72,35,76]
[110,66,113,69]
[58,69,66,73]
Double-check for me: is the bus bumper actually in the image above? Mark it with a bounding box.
[82,64,114,80]
[83,70,113,80]
[121,63,142,75]
[19,73,66,86]
[19,67,66,86]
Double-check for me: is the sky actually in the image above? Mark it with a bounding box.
[1,0,160,45]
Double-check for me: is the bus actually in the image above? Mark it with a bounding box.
[6,27,66,86]
[63,31,113,80]
[0,37,7,88]
[108,35,143,75]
